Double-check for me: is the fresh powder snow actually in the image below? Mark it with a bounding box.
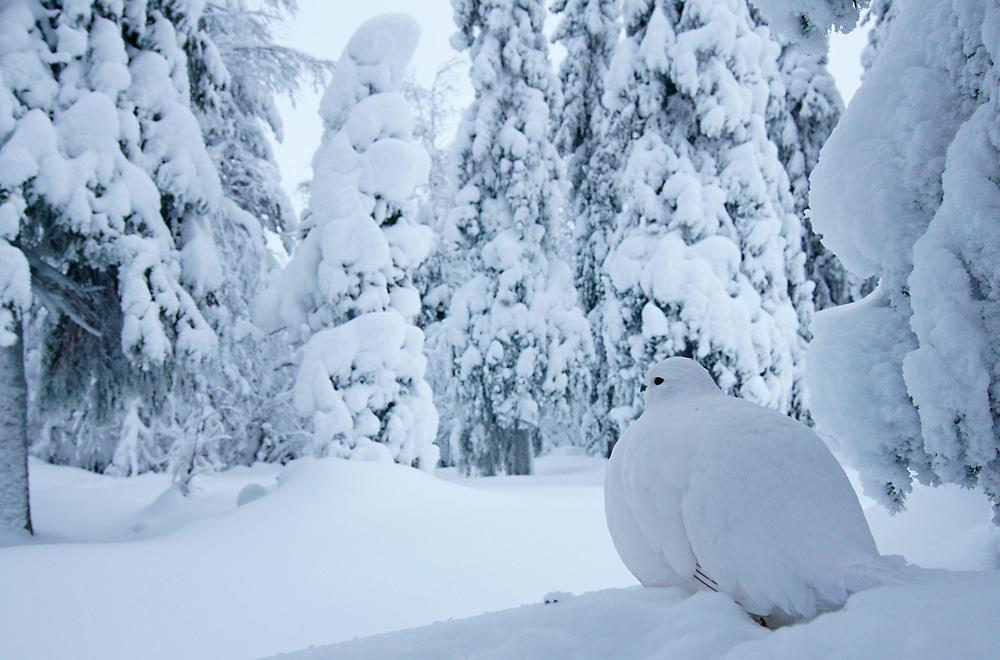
[0,453,996,660]
[808,0,1000,521]
[3,2,1000,659]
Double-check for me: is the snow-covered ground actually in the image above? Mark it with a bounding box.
[1,451,997,660]
[266,570,1000,660]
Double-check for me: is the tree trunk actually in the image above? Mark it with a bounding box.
[0,321,31,534]
[499,422,533,476]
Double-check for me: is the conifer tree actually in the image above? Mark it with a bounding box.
[1,0,220,479]
[404,58,467,465]
[254,14,439,470]
[552,0,621,455]
[806,0,1000,522]
[442,0,592,474]
[768,40,853,311]
[184,0,327,470]
[199,0,328,240]
[859,0,897,75]
[600,0,809,442]
[1,0,316,491]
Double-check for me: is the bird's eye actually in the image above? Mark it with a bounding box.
[653,377,664,385]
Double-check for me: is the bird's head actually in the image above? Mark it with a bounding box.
[642,357,720,406]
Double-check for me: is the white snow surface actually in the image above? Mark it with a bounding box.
[268,569,999,660]
[1,451,997,660]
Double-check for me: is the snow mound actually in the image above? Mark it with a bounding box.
[4,454,997,660]
[262,568,1000,660]
[236,483,268,507]
[1,456,631,660]
[263,587,765,660]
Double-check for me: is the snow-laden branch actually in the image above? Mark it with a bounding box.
[749,0,868,52]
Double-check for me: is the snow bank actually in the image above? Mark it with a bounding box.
[265,588,765,660]
[264,568,1000,660]
[0,456,631,660]
[1,454,996,660]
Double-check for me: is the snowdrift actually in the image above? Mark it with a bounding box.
[0,454,631,660]
[264,569,1000,660]
[1,453,997,660]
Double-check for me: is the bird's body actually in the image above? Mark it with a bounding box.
[605,358,891,625]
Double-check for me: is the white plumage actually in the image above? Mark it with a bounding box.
[605,358,893,625]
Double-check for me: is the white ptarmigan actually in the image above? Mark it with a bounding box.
[605,358,894,626]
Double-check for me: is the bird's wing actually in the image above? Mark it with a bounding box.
[615,411,700,585]
[605,428,684,587]
[674,395,881,618]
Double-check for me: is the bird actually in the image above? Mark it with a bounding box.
[605,357,895,627]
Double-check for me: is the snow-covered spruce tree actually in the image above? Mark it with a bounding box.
[254,14,439,470]
[858,0,897,76]
[406,57,464,334]
[552,0,621,456]
[405,57,463,229]
[185,0,329,469]
[766,34,853,311]
[199,0,327,241]
[404,58,467,466]
[1,0,222,479]
[599,0,809,442]
[553,0,620,316]
[441,0,593,475]
[805,0,1000,522]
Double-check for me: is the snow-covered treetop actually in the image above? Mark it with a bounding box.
[319,13,421,134]
[346,13,421,79]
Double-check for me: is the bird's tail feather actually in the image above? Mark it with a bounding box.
[693,563,719,592]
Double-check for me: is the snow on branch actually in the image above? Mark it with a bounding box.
[749,0,868,52]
